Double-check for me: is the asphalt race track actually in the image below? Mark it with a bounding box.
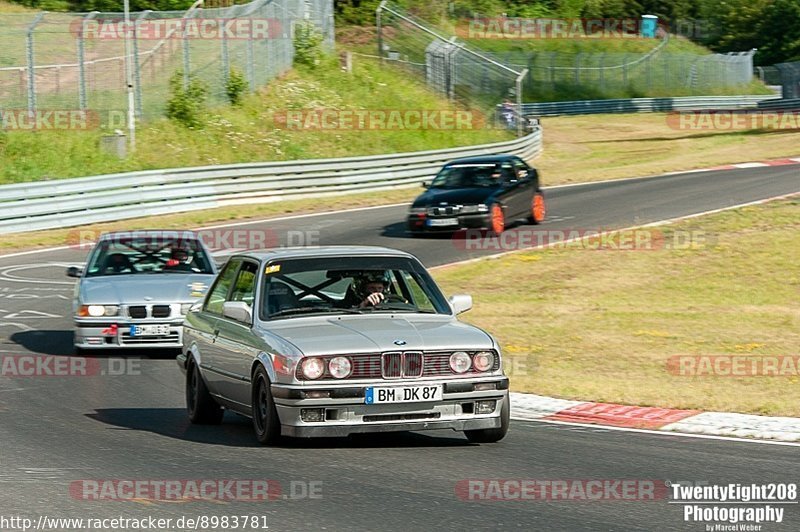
[0,165,799,531]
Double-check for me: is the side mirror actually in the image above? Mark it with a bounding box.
[421,181,430,189]
[66,266,83,278]
[223,301,253,324]
[449,294,473,315]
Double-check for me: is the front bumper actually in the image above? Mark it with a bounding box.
[74,320,184,349]
[272,377,509,438]
[407,212,491,233]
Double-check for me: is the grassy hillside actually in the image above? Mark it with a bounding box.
[0,56,511,184]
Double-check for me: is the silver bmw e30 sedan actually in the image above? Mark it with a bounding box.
[67,230,218,353]
[176,246,510,444]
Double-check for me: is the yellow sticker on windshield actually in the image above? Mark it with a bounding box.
[264,264,281,275]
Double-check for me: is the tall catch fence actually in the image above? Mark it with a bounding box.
[775,61,800,99]
[483,48,755,96]
[0,0,334,122]
[375,2,758,118]
[376,1,527,135]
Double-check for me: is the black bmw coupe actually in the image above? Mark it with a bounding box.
[407,155,546,235]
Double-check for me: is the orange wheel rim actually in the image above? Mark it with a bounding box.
[533,195,546,222]
[491,205,504,234]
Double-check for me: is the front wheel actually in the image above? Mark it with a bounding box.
[252,366,282,445]
[464,394,509,443]
[186,359,224,425]
[489,203,505,235]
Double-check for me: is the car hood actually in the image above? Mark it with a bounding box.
[79,273,215,304]
[413,187,498,207]
[265,315,494,355]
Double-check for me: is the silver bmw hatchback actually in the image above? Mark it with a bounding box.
[177,246,510,444]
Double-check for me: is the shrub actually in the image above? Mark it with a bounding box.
[226,68,248,105]
[166,70,208,128]
[293,21,324,67]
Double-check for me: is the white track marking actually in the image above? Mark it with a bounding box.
[0,264,76,285]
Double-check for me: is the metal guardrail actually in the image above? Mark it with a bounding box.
[756,98,800,110]
[0,128,542,234]
[519,95,780,117]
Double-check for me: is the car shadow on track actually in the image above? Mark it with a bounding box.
[9,330,180,359]
[380,222,485,241]
[87,407,474,448]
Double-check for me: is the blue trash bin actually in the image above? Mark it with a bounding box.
[641,15,658,38]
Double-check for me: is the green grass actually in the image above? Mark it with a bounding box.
[0,56,511,184]
[433,199,800,417]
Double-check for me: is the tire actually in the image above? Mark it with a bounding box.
[251,365,282,445]
[186,359,224,425]
[489,203,505,235]
[528,193,546,225]
[464,394,510,443]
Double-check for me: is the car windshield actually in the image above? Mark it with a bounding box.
[429,163,505,189]
[84,236,214,277]
[260,256,451,320]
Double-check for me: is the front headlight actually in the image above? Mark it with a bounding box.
[180,303,194,315]
[328,356,353,379]
[473,351,495,372]
[301,357,325,380]
[450,351,472,374]
[78,305,119,317]
[409,207,427,215]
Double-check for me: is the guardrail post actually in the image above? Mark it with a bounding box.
[26,12,46,118]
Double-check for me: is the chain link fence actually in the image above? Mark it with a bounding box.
[485,47,756,97]
[775,61,800,99]
[0,0,334,122]
[374,2,759,114]
[376,1,527,135]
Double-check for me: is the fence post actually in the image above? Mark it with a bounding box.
[221,13,230,95]
[623,54,629,85]
[646,54,652,89]
[549,51,556,84]
[246,29,255,90]
[133,11,150,119]
[182,7,196,89]
[26,12,46,118]
[78,12,98,111]
[598,53,605,92]
[574,53,582,85]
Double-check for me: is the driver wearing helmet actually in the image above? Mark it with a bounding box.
[353,271,392,308]
[164,245,194,271]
